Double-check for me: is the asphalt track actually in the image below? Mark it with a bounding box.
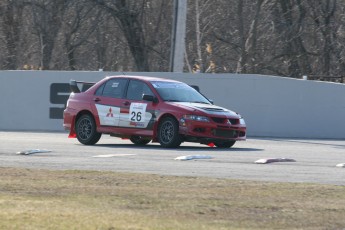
[0,131,344,185]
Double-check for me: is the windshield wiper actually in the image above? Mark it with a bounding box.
[165,99,182,102]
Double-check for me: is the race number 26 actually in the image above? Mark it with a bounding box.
[131,111,142,121]
[129,103,147,122]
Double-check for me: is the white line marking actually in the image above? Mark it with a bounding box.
[255,158,296,164]
[92,154,136,158]
[336,163,345,168]
[174,155,213,161]
[17,149,52,155]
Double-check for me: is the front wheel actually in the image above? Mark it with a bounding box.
[214,140,236,148]
[157,117,182,148]
[75,114,101,145]
[130,136,151,145]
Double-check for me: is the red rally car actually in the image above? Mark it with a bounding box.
[63,75,246,148]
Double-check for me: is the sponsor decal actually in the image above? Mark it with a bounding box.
[106,107,114,117]
[112,82,119,87]
[129,122,145,127]
[96,104,120,126]
[96,103,152,129]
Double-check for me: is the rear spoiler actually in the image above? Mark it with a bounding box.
[70,80,96,93]
[189,85,200,92]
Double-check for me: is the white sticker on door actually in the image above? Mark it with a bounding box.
[96,104,120,126]
[129,103,147,126]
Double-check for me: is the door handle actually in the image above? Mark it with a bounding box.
[93,98,101,102]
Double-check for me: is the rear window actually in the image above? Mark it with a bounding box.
[97,79,127,98]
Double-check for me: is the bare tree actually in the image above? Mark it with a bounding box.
[236,0,268,73]
[28,0,68,70]
[142,0,172,71]
[62,0,103,70]
[91,0,150,71]
[0,0,23,69]
[307,0,337,76]
[270,0,311,78]
[185,0,215,73]
[1,0,345,80]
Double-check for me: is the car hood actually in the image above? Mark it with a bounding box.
[171,102,240,117]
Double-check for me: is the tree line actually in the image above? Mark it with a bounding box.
[0,0,343,79]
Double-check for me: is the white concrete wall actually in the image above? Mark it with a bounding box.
[1,71,344,139]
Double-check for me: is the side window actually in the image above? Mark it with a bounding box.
[95,83,105,96]
[126,80,154,101]
[143,84,154,96]
[101,79,127,98]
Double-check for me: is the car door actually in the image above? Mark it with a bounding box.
[118,79,157,132]
[92,78,128,127]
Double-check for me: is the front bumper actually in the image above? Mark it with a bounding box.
[179,118,246,141]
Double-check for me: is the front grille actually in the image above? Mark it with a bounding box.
[228,119,239,125]
[211,117,227,123]
[213,129,238,138]
[212,117,239,125]
[193,127,206,133]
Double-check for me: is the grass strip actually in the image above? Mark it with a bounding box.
[0,167,344,230]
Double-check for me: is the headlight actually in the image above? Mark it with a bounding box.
[183,115,210,122]
[239,118,246,125]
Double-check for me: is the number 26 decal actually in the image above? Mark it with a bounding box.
[131,111,142,122]
[129,103,147,123]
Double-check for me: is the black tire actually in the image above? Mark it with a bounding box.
[75,114,101,145]
[214,140,236,148]
[130,136,151,145]
[157,117,182,148]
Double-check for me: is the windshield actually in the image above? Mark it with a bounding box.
[151,81,211,104]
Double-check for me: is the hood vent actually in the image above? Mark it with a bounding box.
[197,107,224,112]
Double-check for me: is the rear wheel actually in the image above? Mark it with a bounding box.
[130,136,151,145]
[214,140,236,148]
[76,114,101,145]
[158,117,182,148]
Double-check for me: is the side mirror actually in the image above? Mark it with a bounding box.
[143,94,158,103]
